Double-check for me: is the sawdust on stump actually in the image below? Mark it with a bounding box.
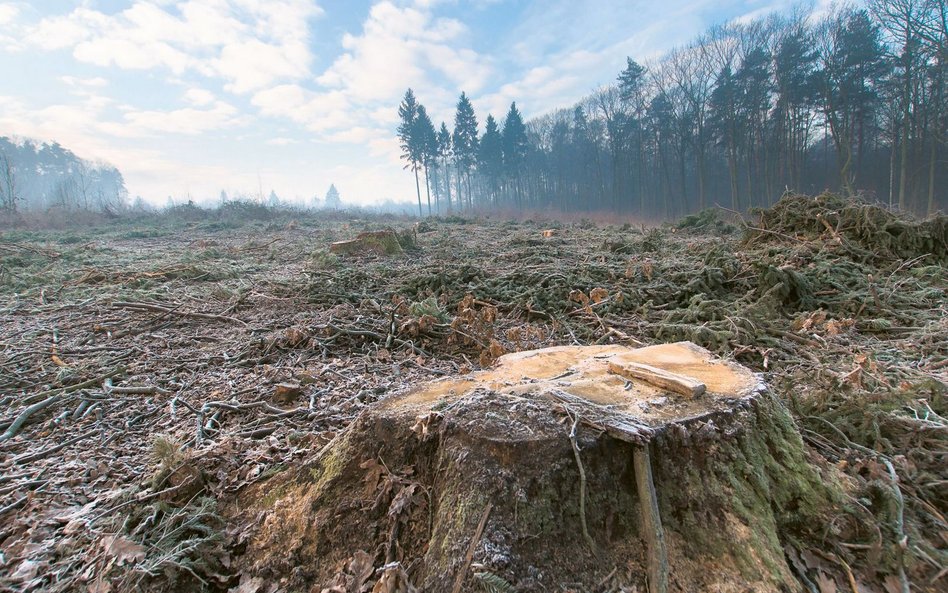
[232,342,842,592]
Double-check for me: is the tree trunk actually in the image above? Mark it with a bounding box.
[890,119,898,209]
[413,166,422,218]
[443,156,453,212]
[234,342,843,593]
[898,36,912,211]
[455,162,463,211]
[423,161,432,216]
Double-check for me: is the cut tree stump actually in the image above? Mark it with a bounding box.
[329,229,403,256]
[232,342,842,593]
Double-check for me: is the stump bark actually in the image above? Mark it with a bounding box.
[234,342,840,593]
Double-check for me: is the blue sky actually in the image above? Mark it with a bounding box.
[0,0,830,205]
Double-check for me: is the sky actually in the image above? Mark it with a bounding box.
[0,0,832,206]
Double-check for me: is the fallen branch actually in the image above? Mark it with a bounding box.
[13,428,98,464]
[0,393,71,442]
[883,458,910,593]
[106,384,172,396]
[113,300,248,326]
[0,495,27,519]
[195,400,311,444]
[20,367,125,406]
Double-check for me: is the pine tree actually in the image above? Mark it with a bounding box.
[437,123,453,211]
[710,64,742,209]
[817,8,889,192]
[735,47,773,206]
[0,151,18,213]
[502,102,528,208]
[325,183,341,210]
[618,58,647,102]
[774,25,819,191]
[414,105,438,216]
[618,58,649,211]
[452,92,479,209]
[478,115,504,206]
[397,88,423,216]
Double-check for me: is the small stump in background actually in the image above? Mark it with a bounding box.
[329,229,404,256]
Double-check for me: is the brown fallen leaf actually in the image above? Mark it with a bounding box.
[100,535,145,566]
[815,570,837,593]
[590,287,609,303]
[411,412,441,442]
[228,575,264,593]
[348,550,375,593]
[273,382,302,404]
[371,563,416,593]
[387,484,418,518]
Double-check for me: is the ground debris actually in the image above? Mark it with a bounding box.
[0,197,944,592]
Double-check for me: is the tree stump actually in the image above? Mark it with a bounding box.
[234,342,840,593]
[329,230,404,256]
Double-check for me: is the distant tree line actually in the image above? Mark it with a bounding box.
[398,0,947,217]
[0,136,128,214]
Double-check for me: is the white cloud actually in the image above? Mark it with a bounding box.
[61,76,109,88]
[246,0,491,150]
[0,3,18,25]
[26,1,322,93]
[122,101,243,135]
[214,37,311,93]
[316,1,489,103]
[184,88,215,106]
[265,137,299,146]
[326,126,387,145]
[251,85,355,132]
[27,8,98,50]
[478,64,580,118]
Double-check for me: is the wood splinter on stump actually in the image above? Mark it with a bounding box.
[634,445,668,593]
[234,341,842,593]
[607,360,706,398]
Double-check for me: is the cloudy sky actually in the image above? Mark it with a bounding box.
[0,0,822,205]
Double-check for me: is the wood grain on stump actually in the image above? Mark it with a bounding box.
[234,342,839,593]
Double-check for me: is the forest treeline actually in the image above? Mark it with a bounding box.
[397,0,948,218]
[0,136,128,215]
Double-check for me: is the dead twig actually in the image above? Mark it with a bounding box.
[19,367,125,406]
[0,393,71,442]
[113,300,248,326]
[13,428,99,464]
[567,409,597,554]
